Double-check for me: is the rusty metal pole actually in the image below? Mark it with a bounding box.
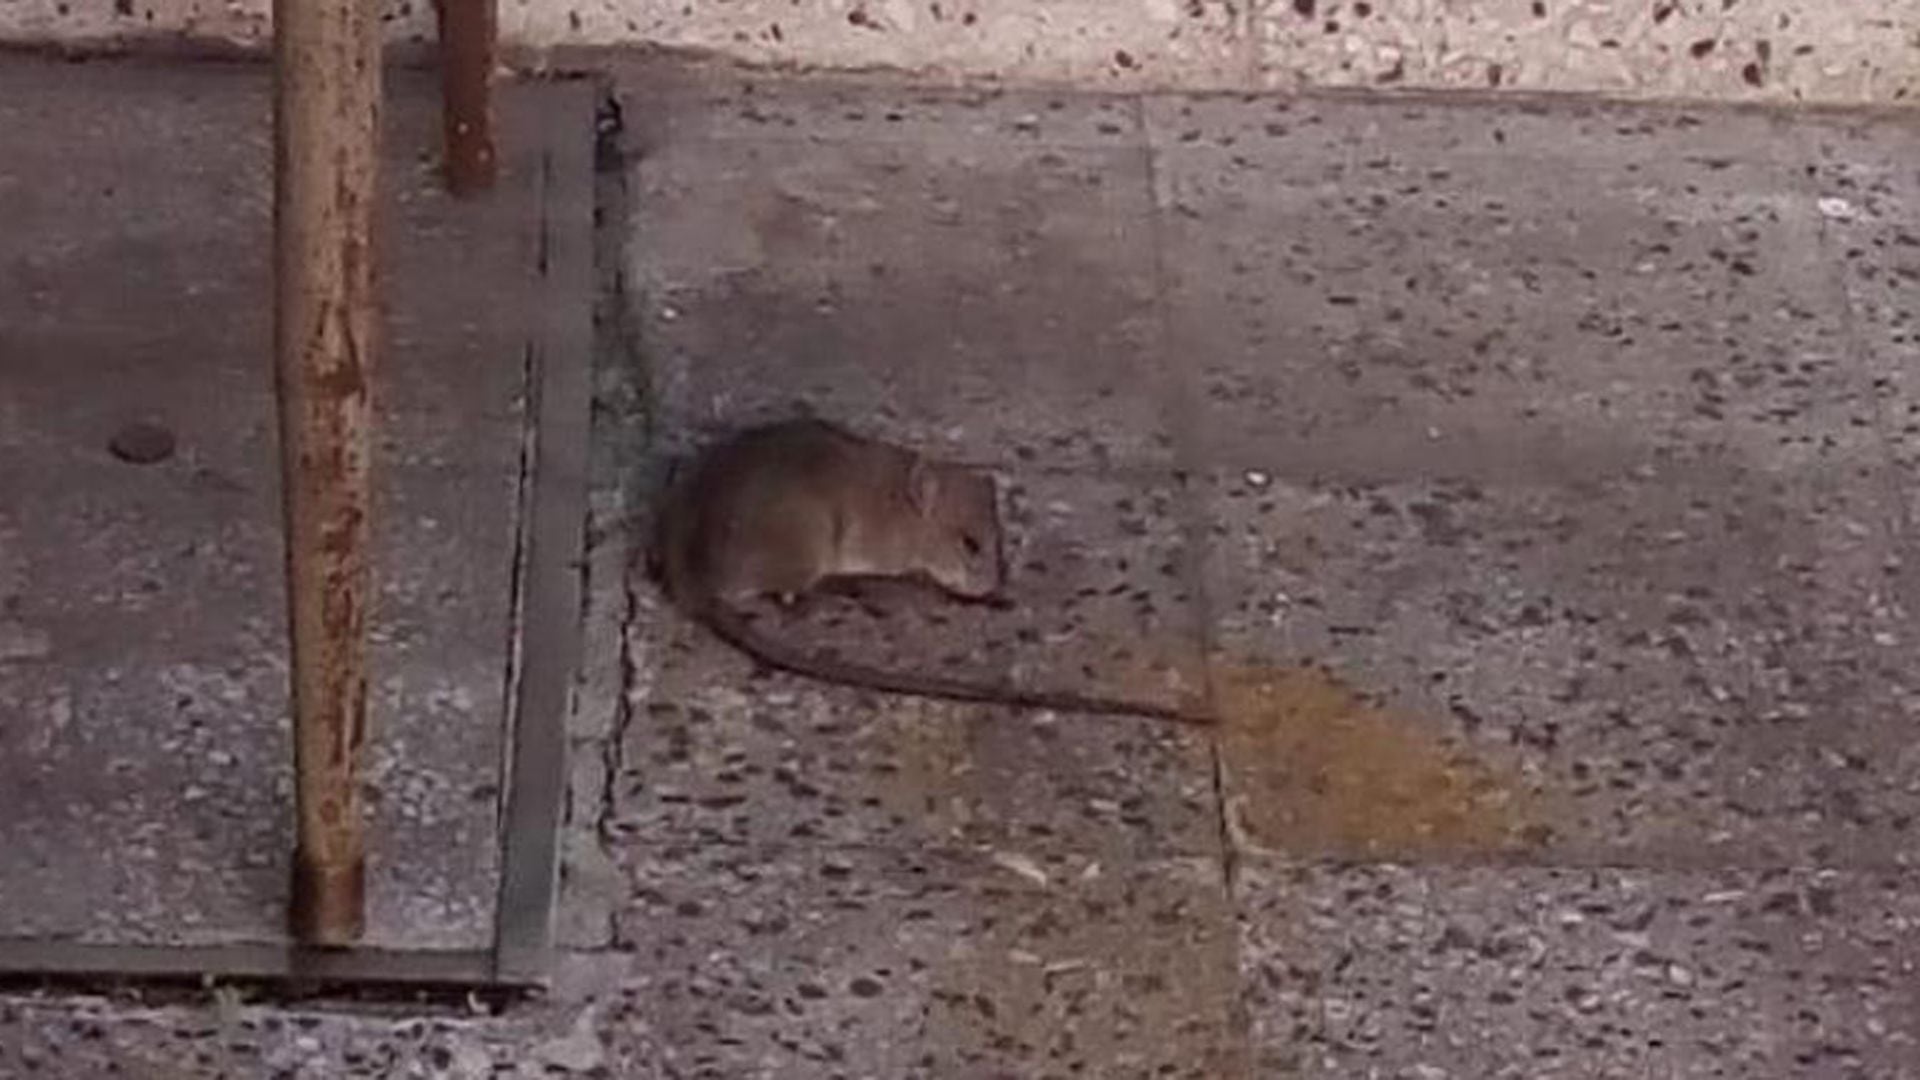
[433,0,497,195]
[273,0,382,946]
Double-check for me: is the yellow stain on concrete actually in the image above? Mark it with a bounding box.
[1214,663,1553,860]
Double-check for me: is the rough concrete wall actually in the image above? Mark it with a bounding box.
[0,0,1914,105]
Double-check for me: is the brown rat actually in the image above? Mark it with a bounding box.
[649,418,1212,726]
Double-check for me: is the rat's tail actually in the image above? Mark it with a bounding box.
[696,602,1212,727]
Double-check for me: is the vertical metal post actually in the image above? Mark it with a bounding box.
[273,0,382,946]
[433,0,497,195]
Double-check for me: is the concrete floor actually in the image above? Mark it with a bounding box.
[6,54,1920,1079]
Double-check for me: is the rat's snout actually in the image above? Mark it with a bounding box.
[935,557,1006,604]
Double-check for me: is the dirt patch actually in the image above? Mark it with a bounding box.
[1215,663,1553,860]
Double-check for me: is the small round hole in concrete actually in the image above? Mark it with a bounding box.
[108,420,176,465]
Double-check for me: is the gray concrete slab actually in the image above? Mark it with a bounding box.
[1156,97,1920,1077]
[1236,860,1920,1079]
[1147,95,1881,481]
[626,97,1177,472]
[607,842,1243,1080]
[1806,119,1920,472]
[0,992,570,1079]
[0,62,529,431]
[1204,463,1915,868]
[2,997,237,1078]
[0,57,560,952]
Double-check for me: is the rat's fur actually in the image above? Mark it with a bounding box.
[649,418,1211,725]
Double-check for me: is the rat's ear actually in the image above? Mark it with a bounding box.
[907,457,940,514]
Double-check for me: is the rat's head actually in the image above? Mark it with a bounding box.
[906,456,1006,600]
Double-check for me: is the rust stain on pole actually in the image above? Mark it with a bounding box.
[434,0,497,195]
[274,0,382,947]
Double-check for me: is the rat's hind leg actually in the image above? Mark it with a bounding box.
[733,549,829,613]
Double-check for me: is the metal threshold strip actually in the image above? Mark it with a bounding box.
[0,939,517,989]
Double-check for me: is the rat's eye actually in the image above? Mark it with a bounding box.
[961,535,982,556]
